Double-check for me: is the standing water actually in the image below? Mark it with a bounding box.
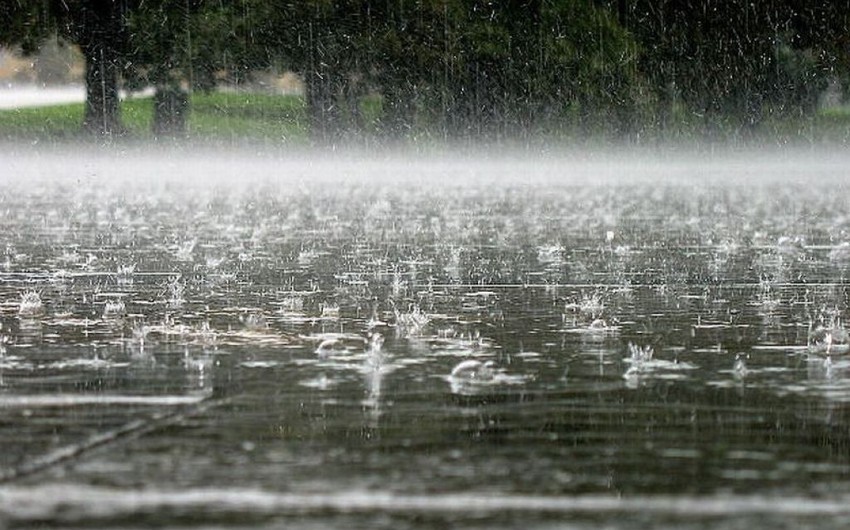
[1,148,850,528]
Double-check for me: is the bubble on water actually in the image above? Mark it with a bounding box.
[306,333,368,357]
[299,373,335,389]
[450,359,495,381]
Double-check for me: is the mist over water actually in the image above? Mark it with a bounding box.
[4,143,849,187]
[2,147,850,528]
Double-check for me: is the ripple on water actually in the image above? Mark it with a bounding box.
[0,393,208,408]
[40,358,130,370]
[299,374,339,390]
[239,360,281,369]
[3,484,850,524]
[706,353,850,400]
[445,360,531,395]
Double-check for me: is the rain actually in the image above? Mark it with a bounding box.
[2,2,850,529]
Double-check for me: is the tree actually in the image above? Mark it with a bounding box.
[73,0,132,135]
[262,0,645,142]
[125,0,202,137]
[627,0,839,136]
[125,0,282,136]
[5,0,844,143]
[270,1,375,143]
[367,0,644,140]
[1,1,275,138]
[1,0,134,136]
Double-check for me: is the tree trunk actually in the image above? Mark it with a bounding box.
[380,81,414,141]
[81,41,122,136]
[153,86,189,138]
[305,69,343,145]
[75,0,128,137]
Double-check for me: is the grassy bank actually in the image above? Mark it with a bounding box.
[1,90,850,147]
[0,91,310,144]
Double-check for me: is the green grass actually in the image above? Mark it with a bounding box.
[0,102,87,140]
[188,92,308,142]
[0,91,309,144]
[2,89,850,146]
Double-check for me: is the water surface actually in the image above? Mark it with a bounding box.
[1,149,850,528]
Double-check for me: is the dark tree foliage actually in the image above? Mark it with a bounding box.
[626,0,842,136]
[251,0,641,142]
[0,2,54,54]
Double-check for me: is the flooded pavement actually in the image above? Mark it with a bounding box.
[1,150,850,528]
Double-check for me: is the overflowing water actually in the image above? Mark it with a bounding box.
[1,148,850,528]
